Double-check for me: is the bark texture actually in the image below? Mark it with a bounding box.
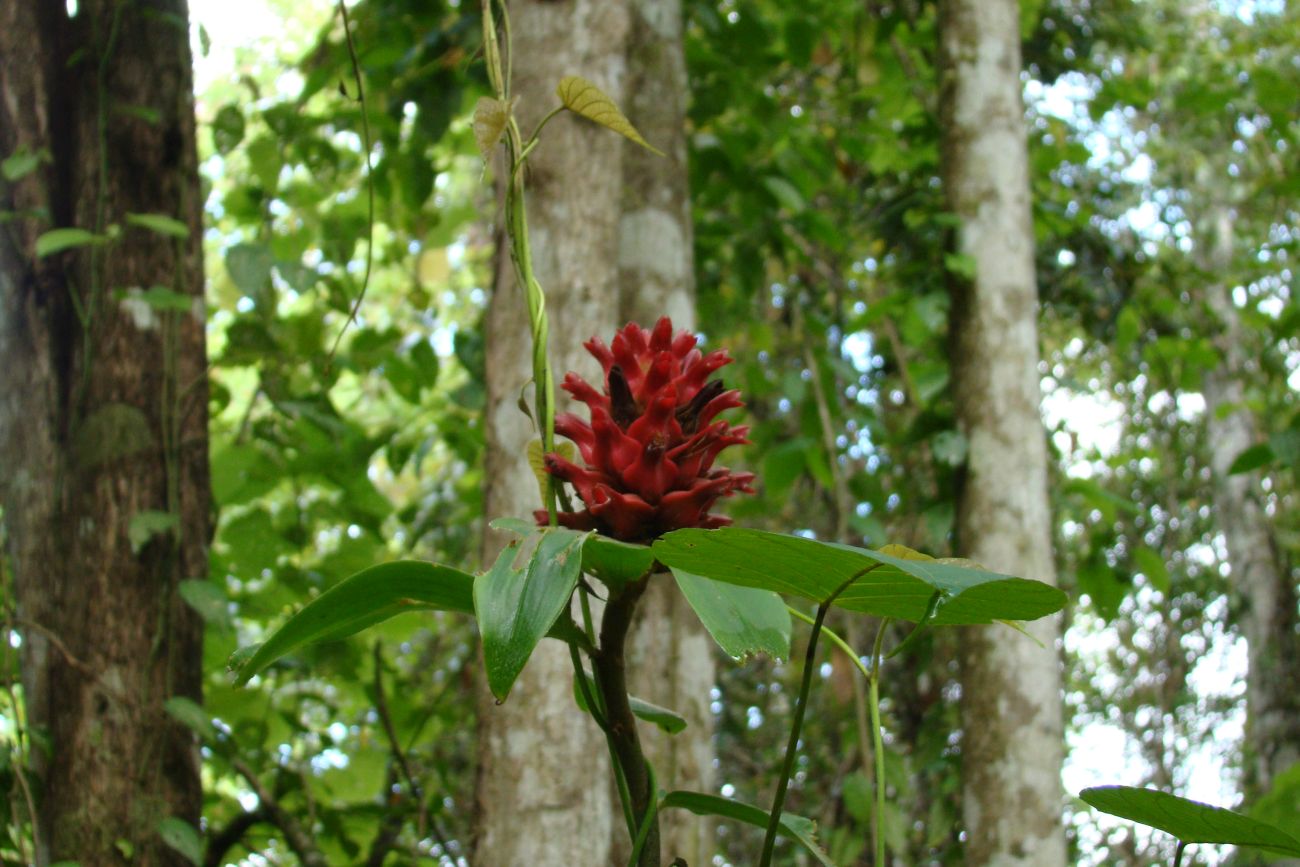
[937,2,1067,865]
[1199,208,1300,810]
[474,2,629,864]
[618,1,715,863]
[0,1,209,864]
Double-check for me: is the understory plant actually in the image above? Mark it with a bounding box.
[228,3,1300,865]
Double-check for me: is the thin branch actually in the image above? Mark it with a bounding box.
[204,807,271,867]
[231,758,328,867]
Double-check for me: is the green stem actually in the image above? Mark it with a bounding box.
[786,606,870,679]
[760,567,881,866]
[627,762,659,867]
[868,617,890,867]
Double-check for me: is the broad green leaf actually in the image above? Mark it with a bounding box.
[163,697,217,745]
[582,535,655,590]
[475,528,588,700]
[156,817,203,866]
[653,528,1065,624]
[1133,547,1171,594]
[1228,442,1275,475]
[556,75,664,155]
[472,96,513,158]
[35,228,106,258]
[74,403,153,468]
[2,146,48,181]
[177,579,231,630]
[115,285,193,312]
[231,561,475,685]
[125,212,190,239]
[672,567,791,660]
[943,252,978,280]
[660,791,836,867]
[1079,786,1300,856]
[224,243,274,297]
[212,104,245,155]
[572,668,686,734]
[128,510,178,554]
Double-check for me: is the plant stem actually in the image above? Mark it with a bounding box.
[1173,841,1188,867]
[868,617,891,867]
[594,575,659,866]
[759,599,833,867]
[761,568,881,867]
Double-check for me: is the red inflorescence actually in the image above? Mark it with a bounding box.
[535,317,755,542]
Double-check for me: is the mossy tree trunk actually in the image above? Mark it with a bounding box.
[938,1,1067,864]
[0,1,209,864]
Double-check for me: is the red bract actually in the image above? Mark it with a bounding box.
[535,317,755,542]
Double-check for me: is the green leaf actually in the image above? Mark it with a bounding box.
[125,212,190,239]
[660,791,836,867]
[35,228,106,258]
[652,528,1065,624]
[582,535,655,590]
[475,528,588,701]
[672,568,791,661]
[572,668,686,734]
[115,285,194,312]
[1228,443,1275,475]
[943,252,978,280]
[762,176,805,212]
[231,561,475,685]
[1079,786,1300,856]
[225,243,274,297]
[212,104,245,155]
[156,817,203,866]
[163,697,217,745]
[74,402,154,468]
[177,579,231,630]
[472,96,513,158]
[1132,547,1170,594]
[2,146,49,181]
[128,510,178,554]
[556,75,664,156]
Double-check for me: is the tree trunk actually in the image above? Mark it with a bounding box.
[474,2,629,864]
[618,2,715,863]
[937,2,1067,865]
[1199,206,1300,810]
[0,1,209,865]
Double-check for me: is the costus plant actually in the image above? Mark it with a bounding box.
[538,317,754,541]
[225,3,1300,865]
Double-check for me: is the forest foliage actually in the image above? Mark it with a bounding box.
[1,0,1298,864]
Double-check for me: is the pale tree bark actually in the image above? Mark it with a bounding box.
[1199,206,1300,813]
[618,2,715,864]
[0,1,209,864]
[937,2,1067,865]
[474,2,629,864]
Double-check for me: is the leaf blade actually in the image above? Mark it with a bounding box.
[475,528,588,700]
[556,75,664,155]
[231,560,475,685]
[672,567,791,660]
[660,791,836,867]
[1079,786,1300,855]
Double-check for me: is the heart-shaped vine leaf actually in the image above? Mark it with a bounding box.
[653,528,1065,624]
[556,75,664,155]
[231,560,475,685]
[475,527,588,701]
[1079,786,1300,856]
[672,567,791,660]
[472,96,513,158]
